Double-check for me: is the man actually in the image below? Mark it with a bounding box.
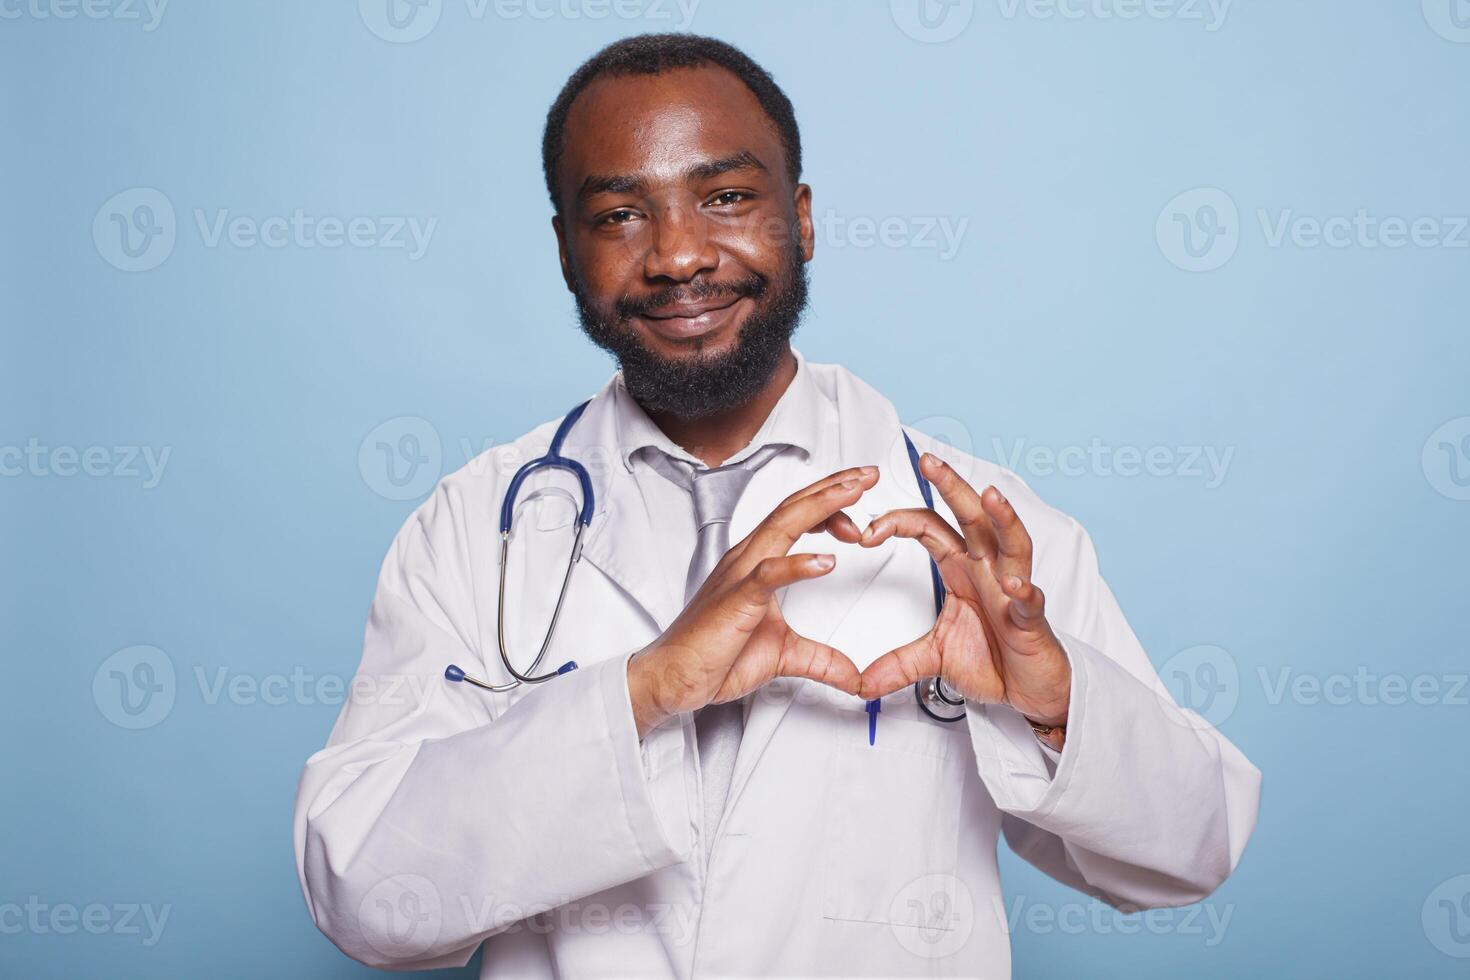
[294,33,1260,979]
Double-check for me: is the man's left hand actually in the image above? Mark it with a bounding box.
[854,453,1071,729]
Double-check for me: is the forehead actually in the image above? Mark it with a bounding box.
[558,64,787,198]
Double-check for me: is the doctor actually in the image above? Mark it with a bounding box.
[294,33,1260,979]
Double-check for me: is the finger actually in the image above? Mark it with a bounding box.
[858,507,966,559]
[720,467,876,568]
[857,633,941,700]
[1001,575,1047,629]
[740,477,874,564]
[736,552,836,606]
[918,453,998,561]
[777,633,862,696]
[810,511,863,545]
[980,485,1033,582]
[778,465,879,508]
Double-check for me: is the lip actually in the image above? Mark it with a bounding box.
[636,296,746,341]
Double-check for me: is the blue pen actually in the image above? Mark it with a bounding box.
[865,698,881,745]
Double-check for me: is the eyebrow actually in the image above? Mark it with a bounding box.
[576,150,770,204]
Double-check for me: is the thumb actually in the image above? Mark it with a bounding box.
[776,631,862,697]
[858,633,942,700]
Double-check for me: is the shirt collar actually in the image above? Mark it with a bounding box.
[614,348,821,471]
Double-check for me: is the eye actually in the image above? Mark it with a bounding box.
[596,208,640,227]
[708,190,751,208]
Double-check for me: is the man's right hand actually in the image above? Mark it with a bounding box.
[627,465,879,738]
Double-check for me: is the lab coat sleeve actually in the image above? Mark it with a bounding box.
[963,512,1261,910]
[292,484,693,970]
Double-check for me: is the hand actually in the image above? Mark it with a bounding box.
[855,453,1071,728]
[628,466,880,737]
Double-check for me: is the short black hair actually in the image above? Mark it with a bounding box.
[541,33,802,213]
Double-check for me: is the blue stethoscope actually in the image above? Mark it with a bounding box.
[445,400,967,724]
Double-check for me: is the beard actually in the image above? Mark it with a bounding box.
[571,243,809,420]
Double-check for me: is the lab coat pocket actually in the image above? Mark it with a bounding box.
[821,707,966,930]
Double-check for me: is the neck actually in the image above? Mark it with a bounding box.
[644,347,797,468]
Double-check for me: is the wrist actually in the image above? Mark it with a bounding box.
[627,651,670,739]
[628,645,700,739]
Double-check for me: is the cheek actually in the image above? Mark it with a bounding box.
[726,209,802,265]
[570,234,646,295]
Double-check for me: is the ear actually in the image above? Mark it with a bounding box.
[552,213,574,293]
[793,183,815,263]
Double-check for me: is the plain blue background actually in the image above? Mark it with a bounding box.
[4,1,1468,977]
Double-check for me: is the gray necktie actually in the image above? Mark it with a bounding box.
[643,443,786,861]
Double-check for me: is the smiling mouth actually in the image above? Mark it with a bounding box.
[636,295,747,341]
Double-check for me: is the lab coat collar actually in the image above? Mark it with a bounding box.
[566,354,924,632]
[611,348,823,471]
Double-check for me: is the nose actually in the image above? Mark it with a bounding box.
[642,203,718,283]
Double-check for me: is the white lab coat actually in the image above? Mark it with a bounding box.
[293,358,1260,979]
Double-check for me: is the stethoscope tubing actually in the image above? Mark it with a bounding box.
[448,403,967,722]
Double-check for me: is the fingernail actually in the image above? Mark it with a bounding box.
[860,465,878,476]
[813,554,835,569]
[992,487,1006,504]
[1006,575,1023,591]
[841,478,860,490]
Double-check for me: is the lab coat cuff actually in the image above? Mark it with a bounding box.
[963,629,1092,813]
[601,650,694,865]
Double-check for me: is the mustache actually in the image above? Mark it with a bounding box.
[613,272,768,322]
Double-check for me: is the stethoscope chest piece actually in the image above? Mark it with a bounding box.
[915,675,967,723]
